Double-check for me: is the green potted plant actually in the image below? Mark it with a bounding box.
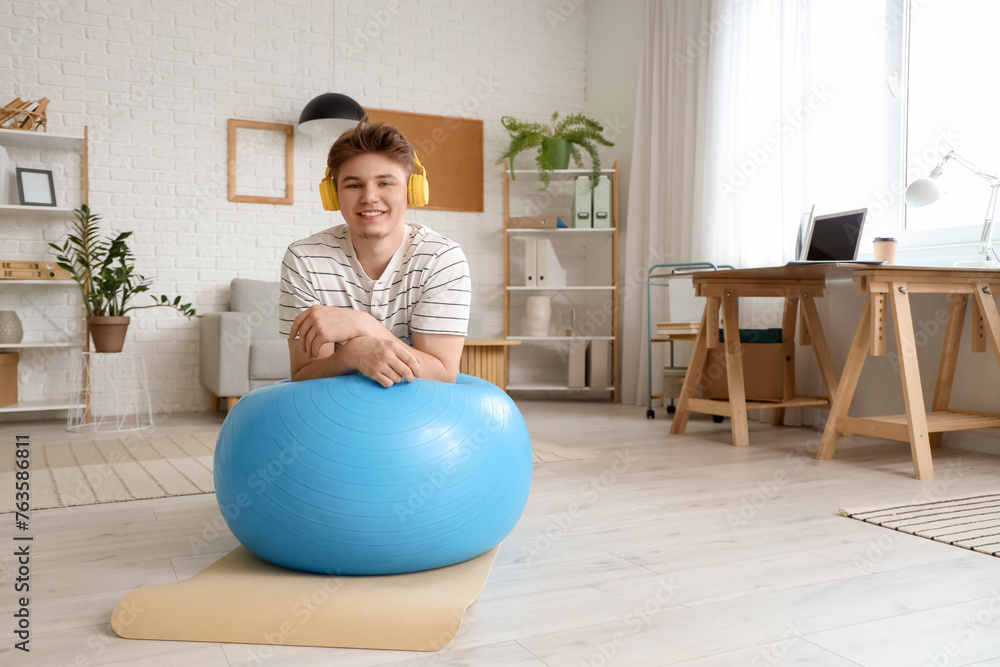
[49,204,197,353]
[498,111,614,187]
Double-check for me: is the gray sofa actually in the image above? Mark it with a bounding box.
[200,278,290,411]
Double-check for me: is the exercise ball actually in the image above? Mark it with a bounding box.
[213,373,533,575]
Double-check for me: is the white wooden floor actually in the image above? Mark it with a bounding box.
[3,401,1000,667]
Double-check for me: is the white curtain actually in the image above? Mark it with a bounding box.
[622,0,809,405]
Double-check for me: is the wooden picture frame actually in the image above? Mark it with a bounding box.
[16,167,56,206]
[227,119,294,205]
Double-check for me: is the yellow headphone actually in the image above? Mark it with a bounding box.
[319,155,429,211]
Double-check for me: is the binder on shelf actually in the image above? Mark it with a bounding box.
[1,260,71,280]
[535,239,565,288]
[568,339,588,388]
[593,175,611,228]
[573,176,592,228]
[524,238,537,286]
[587,340,611,388]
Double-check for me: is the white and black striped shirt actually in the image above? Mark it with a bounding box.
[279,223,471,344]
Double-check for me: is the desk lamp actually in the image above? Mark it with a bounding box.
[905,150,1000,265]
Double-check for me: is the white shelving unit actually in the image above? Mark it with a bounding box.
[0,398,86,414]
[0,204,76,213]
[0,282,87,415]
[0,127,89,416]
[502,162,620,400]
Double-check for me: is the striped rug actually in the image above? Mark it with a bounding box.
[840,492,1000,557]
[0,432,217,513]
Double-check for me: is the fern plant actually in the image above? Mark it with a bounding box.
[49,205,197,318]
[498,112,614,187]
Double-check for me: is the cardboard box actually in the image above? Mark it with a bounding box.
[0,352,18,408]
[587,340,611,388]
[568,339,588,388]
[701,332,784,401]
[662,366,687,399]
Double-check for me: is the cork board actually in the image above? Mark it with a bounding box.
[366,109,483,212]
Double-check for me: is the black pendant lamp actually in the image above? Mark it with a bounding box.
[297,93,366,139]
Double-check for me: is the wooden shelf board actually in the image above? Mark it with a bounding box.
[685,395,830,417]
[840,411,1000,441]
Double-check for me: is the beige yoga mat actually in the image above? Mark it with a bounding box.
[111,545,499,651]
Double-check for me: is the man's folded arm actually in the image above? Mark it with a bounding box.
[410,331,465,383]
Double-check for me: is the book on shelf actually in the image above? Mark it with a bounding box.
[655,322,700,336]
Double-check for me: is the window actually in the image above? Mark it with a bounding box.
[904,0,1000,231]
[714,0,987,261]
[804,1,890,237]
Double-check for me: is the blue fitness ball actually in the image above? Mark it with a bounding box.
[213,373,534,575]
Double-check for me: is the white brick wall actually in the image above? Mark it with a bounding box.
[0,0,588,418]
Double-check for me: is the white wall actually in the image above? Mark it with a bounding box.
[0,0,589,418]
[585,0,642,235]
[584,0,643,396]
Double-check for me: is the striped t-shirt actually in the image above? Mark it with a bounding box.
[279,223,471,345]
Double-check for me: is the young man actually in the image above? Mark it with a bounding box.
[279,122,471,387]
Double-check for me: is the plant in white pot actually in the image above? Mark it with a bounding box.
[49,204,197,353]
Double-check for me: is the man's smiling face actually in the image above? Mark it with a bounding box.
[336,153,410,242]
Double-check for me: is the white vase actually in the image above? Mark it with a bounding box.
[0,310,23,344]
[526,296,551,337]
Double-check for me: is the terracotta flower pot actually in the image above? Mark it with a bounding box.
[88,316,130,353]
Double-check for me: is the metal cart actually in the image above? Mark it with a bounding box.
[646,262,733,419]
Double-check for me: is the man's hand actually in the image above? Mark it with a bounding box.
[286,306,463,386]
[288,305,379,359]
[342,336,422,387]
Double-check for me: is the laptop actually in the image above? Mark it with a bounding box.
[788,207,883,264]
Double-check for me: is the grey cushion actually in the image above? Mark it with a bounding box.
[229,278,282,341]
[199,312,250,397]
[249,339,290,381]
